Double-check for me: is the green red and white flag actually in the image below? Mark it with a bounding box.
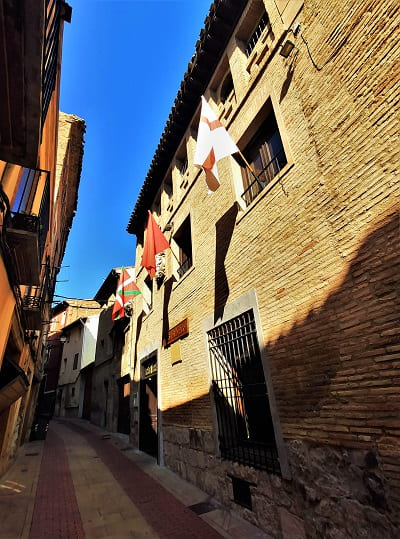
[112,267,141,321]
[194,95,239,192]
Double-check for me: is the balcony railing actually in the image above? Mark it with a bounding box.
[177,255,192,278]
[241,150,287,207]
[42,0,61,126]
[6,168,50,285]
[22,261,51,330]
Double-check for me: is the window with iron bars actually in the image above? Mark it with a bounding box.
[208,310,280,474]
[240,106,287,207]
[245,10,271,57]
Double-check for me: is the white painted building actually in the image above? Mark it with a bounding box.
[56,315,99,418]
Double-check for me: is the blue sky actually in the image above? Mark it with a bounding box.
[56,0,211,301]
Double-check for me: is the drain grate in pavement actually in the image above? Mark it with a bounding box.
[188,501,216,515]
[25,452,39,456]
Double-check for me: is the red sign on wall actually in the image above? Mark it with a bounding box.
[167,318,189,346]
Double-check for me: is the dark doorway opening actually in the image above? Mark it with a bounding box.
[117,375,131,434]
[139,355,158,459]
[82,365,93,420]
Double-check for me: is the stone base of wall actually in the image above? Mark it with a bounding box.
[163,426,398,538]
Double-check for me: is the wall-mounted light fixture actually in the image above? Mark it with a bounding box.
[279,22,301,59]
[279,39,295,58]
[60,335,67,344]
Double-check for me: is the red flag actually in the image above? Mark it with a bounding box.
[141,211,170,279]
[112,267,141,321]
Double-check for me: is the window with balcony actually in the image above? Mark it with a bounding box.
[208,309,280,474]
[4,167,50,286]
[240,105,287,207]
[174,216,192,278]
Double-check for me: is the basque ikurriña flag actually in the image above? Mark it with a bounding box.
[194,96,239,192]
[112,267,141,321]
[141,211,170,279]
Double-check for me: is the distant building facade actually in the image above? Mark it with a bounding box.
[126,1,399,537]
[41,300,101,418]
[90,269,132,434]
[56,315,99,418]
[0,1,85,475]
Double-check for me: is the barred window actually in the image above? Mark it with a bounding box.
[208,310,280,474]
[245,10,270,57]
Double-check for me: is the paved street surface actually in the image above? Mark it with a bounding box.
[0,419,270,538]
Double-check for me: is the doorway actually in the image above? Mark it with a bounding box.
[117,375,131,434]
[139,355,158,459]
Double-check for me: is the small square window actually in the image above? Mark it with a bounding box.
[231,477,253,510]
[73,353,79,370]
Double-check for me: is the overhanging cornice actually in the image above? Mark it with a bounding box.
[126,0,247,235]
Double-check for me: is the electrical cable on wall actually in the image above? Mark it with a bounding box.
[299,31,350,71]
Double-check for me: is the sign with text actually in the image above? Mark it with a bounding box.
[167,318,189,346]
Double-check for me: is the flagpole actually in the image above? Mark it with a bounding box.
[237,149,262,184]
[169,248,181,266]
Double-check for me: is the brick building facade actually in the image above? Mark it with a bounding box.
[0,1,85,474]
[126,0,400,536]
[91,269,132,434]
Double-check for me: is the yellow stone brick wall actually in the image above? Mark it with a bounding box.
[132,0,400,518]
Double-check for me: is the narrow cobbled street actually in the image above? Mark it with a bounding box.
[0,419,268,538]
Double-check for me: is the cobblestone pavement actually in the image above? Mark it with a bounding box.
[0,418,271,538]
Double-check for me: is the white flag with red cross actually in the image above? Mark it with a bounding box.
[194,96,239,192]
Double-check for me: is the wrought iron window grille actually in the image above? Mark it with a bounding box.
[208,310,280,474]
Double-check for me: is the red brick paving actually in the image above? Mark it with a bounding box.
[64,421,223,539]
[29,428,85,539]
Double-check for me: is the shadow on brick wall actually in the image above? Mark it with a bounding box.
[163,209,400,526]
[214,203,238,324]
